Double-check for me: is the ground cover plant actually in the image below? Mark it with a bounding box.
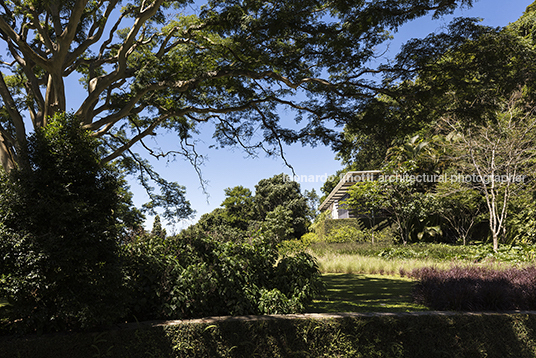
[410,266,536,311]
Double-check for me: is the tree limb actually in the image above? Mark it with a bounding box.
[0,71,26,146]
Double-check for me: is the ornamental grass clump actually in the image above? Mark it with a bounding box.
[409,266,536,311]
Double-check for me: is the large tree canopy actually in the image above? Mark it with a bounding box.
[0,0,474,179]
[336,3,536,171]
[329,2,536,248]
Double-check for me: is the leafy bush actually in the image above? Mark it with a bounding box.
[462,243,536,264]
[310,242,466,260]
[257,289,298,314]
[314,217,362,241]
[410,266,536,311]
[260,205,295,243]
[278,233,318,255]
[301,232,318,244]
[278,239,309,255]
[314,217,394,244]
[274,253,324,309]
[122,230,324,321]
[254,174,310,239]
[0,114,132,333]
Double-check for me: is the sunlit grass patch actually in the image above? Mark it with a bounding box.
[309,273,428,313]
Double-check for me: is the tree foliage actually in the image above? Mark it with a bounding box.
[151,214,167,238]
[328,2,536,248]
[183,173,311,241]
[260,205,295,243]
[337,4,536,171]
[0,0,474,175]
[221,185,254,230]
[254,174,310,238]
[346,177,437,245]
[435,180,485,245]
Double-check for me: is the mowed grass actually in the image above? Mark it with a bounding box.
[308,273,429,313]
[307,242,526,315]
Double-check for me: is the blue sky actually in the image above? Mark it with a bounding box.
[123,0,534,232]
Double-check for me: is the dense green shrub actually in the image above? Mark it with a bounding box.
[277,232,319,256]
[0,114,134,333]
[377,243,472,261]
[301,232,318,244]
[465,243,536,264]
[122,230,324,321]
[314,217,394,244]
[260,205,295,242]
[323,225,393,244]
[278,238,309,256]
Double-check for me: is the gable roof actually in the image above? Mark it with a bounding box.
[318,170,381,212]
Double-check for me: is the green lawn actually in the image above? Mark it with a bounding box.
[308,273,429,313]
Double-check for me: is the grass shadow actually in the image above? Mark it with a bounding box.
[309,273,429,313]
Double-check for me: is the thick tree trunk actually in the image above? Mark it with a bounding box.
[0,136,15,172]
[43,72,66,122]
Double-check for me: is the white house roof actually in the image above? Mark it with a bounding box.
[318,170,381,212]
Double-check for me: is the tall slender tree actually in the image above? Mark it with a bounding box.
[442,94,536,251]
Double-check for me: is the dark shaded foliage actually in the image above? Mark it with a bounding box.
[0,114,138,333]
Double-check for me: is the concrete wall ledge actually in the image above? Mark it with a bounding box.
[115,310,536,330]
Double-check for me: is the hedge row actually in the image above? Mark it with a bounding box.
[3,313,536,358]
[315,218,363,240]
